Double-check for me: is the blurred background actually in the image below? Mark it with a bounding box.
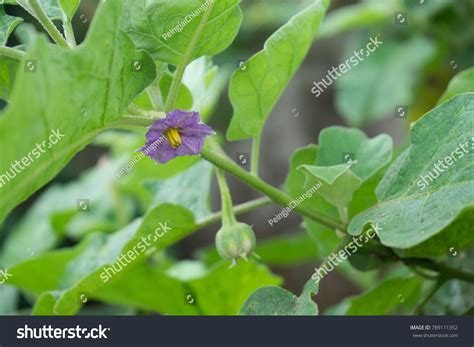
[1,0,473,314]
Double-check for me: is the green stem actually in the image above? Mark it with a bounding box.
[198,197,271,227]
[24,0,69,48]
[147,63,165,111]
[251,133,261,176]
[114,114,164,127]
[164,64,186,112]
[147,86,164,112]
[200,148,345,231]
[63,20,77,47]
[127,103,150,117]
[0,46,26,60]
[164,0,216,111]
[408,265,440,280]
[214,168,237,225]
[402,257,474,284]
[414,278,446,315]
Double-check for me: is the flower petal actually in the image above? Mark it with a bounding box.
[176,135,205,156]
[180,123,215,137]
[165,109,197,128]
[141,138,177,164]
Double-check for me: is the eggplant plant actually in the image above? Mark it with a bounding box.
[0,0,473,316]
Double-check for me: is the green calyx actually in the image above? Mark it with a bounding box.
[214,168,257,264]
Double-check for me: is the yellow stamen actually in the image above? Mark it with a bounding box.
[164,128,182,148]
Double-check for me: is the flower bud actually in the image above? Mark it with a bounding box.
[215,222,256,262]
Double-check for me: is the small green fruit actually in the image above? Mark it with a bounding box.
[215,222,256,262]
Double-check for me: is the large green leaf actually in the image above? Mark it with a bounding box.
[349,94,474,251]
[0,6,23,45]
[90,259,280,315]
[0,0,156,223]
[226,0,328,140]
[120,0,242,65]
[438,68,474,105]
[91,262,200,315]
[318,1,393,39]
[240,279,318,315]
[8,204,195,314]
[336,276,422,315]
[187,261,281,315]
[335,37,435,127]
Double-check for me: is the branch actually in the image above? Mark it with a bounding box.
[200,147,346,231]
[198,197,271,227]
[402,257,474,284]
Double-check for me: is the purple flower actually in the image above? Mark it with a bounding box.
[140,110,214,164]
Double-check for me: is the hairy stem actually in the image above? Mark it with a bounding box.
[0,46,26,60]
[127,104,150,117]
[402,257,474,284]
[215,168,237,225]
[164,64,187,112]
[147,63,165,111]
[24,0,69,48]
[114,113,165,127]
[164,0,216,111]
[251,133,261,176]
[63,20,77,47]
[200,148,345,231]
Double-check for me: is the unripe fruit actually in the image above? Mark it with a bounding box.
[215,222,256,262]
